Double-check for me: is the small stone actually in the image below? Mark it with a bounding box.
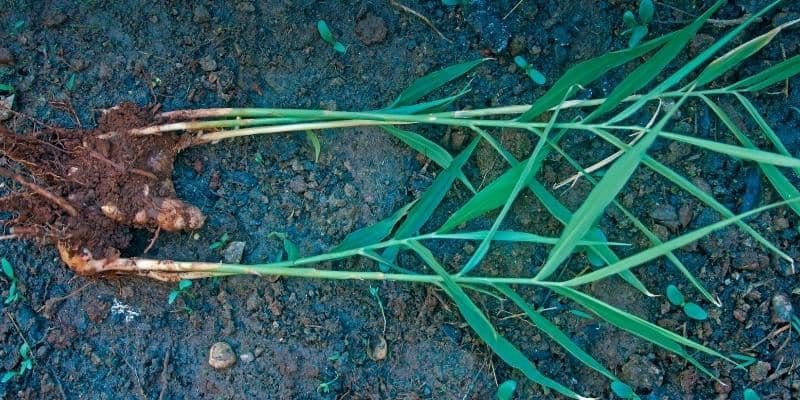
[773,217,789,231]
[771,294,794,323]
[343,183,356,198]
[650,204,678,222]
[209,342,236,369]
[509,35,526,55]
[733,308,747,322]
[368,335,387,361]
[714,377,732,394]
[193,5,211,23]
[678,204,693,227]
[749,361,771,383]
[199,56,217,72]
[289,176,307,193]
[0,48,14,66]
[354,13,387,45]
[239,352,255,363]
[0,94,14,121]
[42,13,67,28]
[620,354,663,390]
[222,241,246,263]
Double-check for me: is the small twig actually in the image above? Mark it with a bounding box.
[143,226,161,254]
[0,167,78,217]
[389,0,453,43]
[157,348,171,400]
[503,0,525,20]
[0,234,18,240]
[746,324,791,350]
[36,281,94,314]
[123,356,148,400]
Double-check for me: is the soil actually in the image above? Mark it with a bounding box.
[1,1,799,399]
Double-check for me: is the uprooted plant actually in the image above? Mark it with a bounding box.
[1,0,799,397]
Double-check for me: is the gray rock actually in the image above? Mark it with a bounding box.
[0,48,14,66]
[222,241,246,263]
[199,56,217,72]
[193,5,211,23]
[771,294,794,323]
[208,342,236,369]
[649,204,678,222]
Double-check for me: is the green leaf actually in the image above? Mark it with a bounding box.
[1,371,17,383]
[333,42,347,54]
[380,137,480,270]
[407,242,587,399]
[65,74,76,91]
[729,54,800,91]
[383,86,470,115]
[611,380,635,398]
[513,55,529,69]
[332,200,416,251]
[317,20,334,42]
[683,302,708,320]
[1,257,14,279]
[390,59,487,107]
[305,130,321,162]
[167,290,180,305]
[623,11,637,29]
[518,29,675,121]
[734,94,797,175]
[434,230,627,246]
[666,284,685,306]
[270,232,300,261]
[5,281,17,305]
[586,1,720,121]
[658,130,800,168]
[0,83,13,93]
[743,388,761,400]
[695,19,798,87]
[178,279,193,290]
[527,68,546,85]
[495,380,517,400]
[628,26,648,48]
[638,0,655,25]
[496,284,617,381]
[18,343,29,358]
[382,125,475,192]
[535,88,691,281]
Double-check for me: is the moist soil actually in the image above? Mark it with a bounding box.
[1,1,799,399]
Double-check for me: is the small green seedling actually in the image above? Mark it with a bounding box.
[622,0,655,48]
[369,286,387,333]
[1,343,32,383]
[666,284,708,320]
[442,0,469,5]
[209,232,230,250]
[316,371,339,394]
[327,352,341,362]
[317,20,346,54]
[9,20,24,35]
[495,379,517,400]
[254,152,265,165]
[306,130,321,162]
[513,56,546,85]
[743,388,760,400]
[65,73,77,92]
[0,83,14,94]
[610,380,639,399]
[167,279,193,305]
[269,232,300,261]
[730,353,757,369]
[2,257,20,305]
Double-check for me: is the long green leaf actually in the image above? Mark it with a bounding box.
[380,137,480,269]
[382,125,475,192]
[517,31,677,122]
[609,0,782,124]
[695,18,798,87]
[390,59,487,107]
[432,230,628,246]
[728,54,800,91]
[495,284,617,381]
[585,0,723,121]
[535,89,692,281]
[735,93,799,175]
[658,131,800,167]
[407,241,590,399]
[332,200,417,251]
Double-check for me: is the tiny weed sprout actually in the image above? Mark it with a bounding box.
[65,73,77,92]
[327,352,341,362]
[209,232,230,250]
[269,232,300,261]
[317,20,346,54]
[730,353,757,369]
[495,379,517,400]
[1,343,32,383]
[306,130,321,162]
[622,0,655,47]
[513,55,546,85]
[316,371,339,394]
[744,388,761,400]
[2,257,20,305]
[665,284,708,320]
[370,286,388,333]
[254,151,264,164]
[167,279,193,305]
[0,83,14,93]
[610,380,638,399]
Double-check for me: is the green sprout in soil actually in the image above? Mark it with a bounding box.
[1,343,32,383]
[730,353,757,369]
[513,55,546,85]
[13,1,800,398]
[269,232,300,261]
[167,279,193,305]
[495,379,516,400]
[369,286,387,333]
[2,257,20,305]
[316,371,339,394]
[317,20,346,54]
[744,388,761,400]
[441,0,469,6]
[622,0,655,48]
[0,83,14,94]
[611,380,639,400]
[306,130,321,162]
[666,284,708,320]
[209,232,230,250]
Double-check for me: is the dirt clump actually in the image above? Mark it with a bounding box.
[0,103,203,273]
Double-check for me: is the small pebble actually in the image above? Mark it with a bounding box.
[354,13,387,45]
[239,352,255,364]
[222,241,246,263]
[193,5,211,23]
[678,204,693,227]
[0,94,14,121]
[368,335,387,361]
[199,56,217,72]
[209,342,236,369]
[649,204,678,222]
[0,47,14,66]
[771,294,794,323]
[749,361,771,383]
[289,176,307,193]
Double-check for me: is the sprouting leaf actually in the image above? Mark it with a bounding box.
[390,59,487,107]
[209,232,229,250]
[666,284,685,306]
[178,279,192,291]
[527,68,546,85]
[628,26,649,48]
[333,42,346,54]
[317,20,334,42]
[1,257,14,279]
[495,379,517,400]
[167,290,180,305]
[332,200,416,251]
[305,130,321,162]
[638,0,655,25]
[1,371,16,383]
[270,232,300,261]
[659,130,800,168]
[728,54,800,91]
[513,56,529,69]
[0,83,14,93]
[5,281,18,305]
[19,343,29,358]
[611,380,636,399]
[683,302,708,320]
[623,11,637,29]
[730,353,757,368]
[66,74,76,91]
[743,389,761,400]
